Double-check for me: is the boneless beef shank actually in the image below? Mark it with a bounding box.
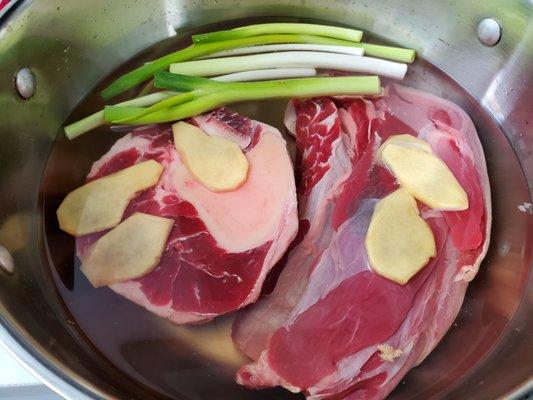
[233,84,491,399]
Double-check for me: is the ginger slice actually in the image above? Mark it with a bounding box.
[379,134,468,211]
[365,188,436,285]
[81,212,173,287]
[173,122,249,192]
[57,160,163,236]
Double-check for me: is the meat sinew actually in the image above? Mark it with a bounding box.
[77,108,298,324]
[232,84,491,399]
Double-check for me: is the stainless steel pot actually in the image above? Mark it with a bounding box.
[0,1,531,399]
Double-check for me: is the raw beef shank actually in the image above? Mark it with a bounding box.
[77,108,298,324]
[233,84,491,399]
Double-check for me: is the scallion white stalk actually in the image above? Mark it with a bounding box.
[212,68,317,82]
[203,44,365,58]
[170,51,408,80]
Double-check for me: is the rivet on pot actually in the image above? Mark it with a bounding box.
[15,68,36,99]
[0,245,14,274]
[477,18,501,47]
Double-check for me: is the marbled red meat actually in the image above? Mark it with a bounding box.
[77,108,298,324]
[232,85,491,399]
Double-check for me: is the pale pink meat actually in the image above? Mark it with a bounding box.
[76,108,298,325]
[233,84,491,399]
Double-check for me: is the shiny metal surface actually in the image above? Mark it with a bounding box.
[0,324,90,400]
[0,1,531,399]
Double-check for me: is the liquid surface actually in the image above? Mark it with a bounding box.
[39,19,530,400]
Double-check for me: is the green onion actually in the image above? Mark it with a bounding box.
[64,91,175,140]
[107,73,225,122]
[70,67,319,134]
[104,106,148,123]
[212,68,317,82]
[107,91,200,123]
[204,41,414,64]
[101,33,414,100]
[118,68,319,122]
[281,38,414,63]
[104,75,381,125]
[169,51,407,80]
[155,73,381,100]
[203,43,365,58]
[356,42,415,63]
[192,23,363,44]
[155,72,222,92]
[100,34,357,100]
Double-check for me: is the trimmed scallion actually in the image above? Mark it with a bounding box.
[212,68,317,82]
[203,44,365,58]
[69,68,318,132]
[154,72,221,92]
[104,106,149,123]
[64,91,175,140]
[192,23,363,44]
[107,91,201,123]
[356,42,415,64]
[101,34,363,100]
[322,40,415,63]
[104,75,381,125]
[101,34,414,99]
[170,51,408,80]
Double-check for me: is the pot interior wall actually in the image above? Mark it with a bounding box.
[0,1,531,399]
